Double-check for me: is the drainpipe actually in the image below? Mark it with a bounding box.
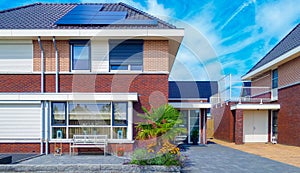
[53,37,59,93]
[38,37,44,93]
[38,37,44,154]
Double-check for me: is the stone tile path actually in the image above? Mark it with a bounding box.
[18,154,127,165]
[212,139,300,168]
[181,144,300,173]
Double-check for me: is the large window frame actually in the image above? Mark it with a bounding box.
[70,40,91,71]
[50,101,129,140]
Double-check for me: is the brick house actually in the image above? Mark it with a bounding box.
[0,3,185,154]
[212,24,300,146]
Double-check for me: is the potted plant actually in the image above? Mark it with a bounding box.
[117,147,124,156]
[191,129,199,145]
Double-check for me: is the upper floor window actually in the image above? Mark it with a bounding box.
[272,69,278,89]
[70,40,90,71]
[109,40,143,71]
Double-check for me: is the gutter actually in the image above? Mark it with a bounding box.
[52,36,59,93]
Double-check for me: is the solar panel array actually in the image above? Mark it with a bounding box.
[55,4,157,26]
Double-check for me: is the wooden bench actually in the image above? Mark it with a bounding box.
[70,135,108,156]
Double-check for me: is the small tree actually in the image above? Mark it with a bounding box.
[132,104,187,166]
[136,104,186,148]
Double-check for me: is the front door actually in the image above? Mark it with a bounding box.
[272,111,278,141]
[243,110,268,142]
[189,110,200,143]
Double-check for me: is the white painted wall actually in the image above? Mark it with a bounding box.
[0,103,41,139]
[91,40,109,72]
[0,40,33,72]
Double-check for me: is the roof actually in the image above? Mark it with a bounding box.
[168,81,218,100]
[244,23,300,76]
[0,3,175,29]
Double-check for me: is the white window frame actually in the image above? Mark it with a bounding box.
[50,101,132,141]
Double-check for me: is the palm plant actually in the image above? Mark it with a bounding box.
[136,104,186,143]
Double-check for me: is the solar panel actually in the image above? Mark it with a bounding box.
[115,20,158,25]
[67,10,98,15]
[55,4,158,26]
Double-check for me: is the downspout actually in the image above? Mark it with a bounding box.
[53,36,59,93]
[38,37,44,93]
[38,37,44,154]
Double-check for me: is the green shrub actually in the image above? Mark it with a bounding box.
[130,149,185,166]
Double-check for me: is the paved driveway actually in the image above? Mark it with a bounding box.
[182,144,300,173]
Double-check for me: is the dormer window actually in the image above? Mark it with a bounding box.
[109,40,143,72]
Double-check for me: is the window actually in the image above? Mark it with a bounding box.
[113,102,127,126]
[51,102,67,139]
[52,102,66,125]
[272,69,278,89]
[109,40,143,71]
[70,40,90,70]
[50,102,129,140]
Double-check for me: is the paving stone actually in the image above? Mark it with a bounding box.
[181,144,300,173]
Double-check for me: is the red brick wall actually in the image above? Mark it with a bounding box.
[0,75,41,92]
[212,103,235,142]
[49,143,134,154]
[277,84,300,146]
[57,74,169,122]
[0,143,40,153]
[234,109,244,144]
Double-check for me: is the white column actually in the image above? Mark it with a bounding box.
[127,101,133,140]
[199,109,202,144]
[40,101,44,154]
[203,109,207,144]
[45,101,49,155]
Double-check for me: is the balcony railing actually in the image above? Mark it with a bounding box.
[210,86,272,105]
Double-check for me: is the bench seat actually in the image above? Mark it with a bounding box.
[70,135,108,156]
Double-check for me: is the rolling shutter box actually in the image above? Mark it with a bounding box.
[109,40,143,65]
[0,40,33,73]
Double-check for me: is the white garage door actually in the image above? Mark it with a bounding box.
[243,110,268,143]
[0,103,41,139]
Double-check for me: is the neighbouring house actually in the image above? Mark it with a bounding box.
[168,81,218,144]
[212,24,300,146]
[0,2,184,154]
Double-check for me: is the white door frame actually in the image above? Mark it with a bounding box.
[188,109,201,144]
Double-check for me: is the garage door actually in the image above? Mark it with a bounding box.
[243,110,268,143]
[0,103,41,139]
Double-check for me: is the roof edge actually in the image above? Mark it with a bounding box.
[244,23,300,76]
[118,2,176,29]
[242,45,300,80]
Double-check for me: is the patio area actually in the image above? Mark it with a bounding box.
[212,139,300,168]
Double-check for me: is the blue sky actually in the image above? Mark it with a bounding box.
[0,0,299,82]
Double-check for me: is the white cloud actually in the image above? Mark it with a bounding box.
[80,0,299,83]
[255,0,300,37]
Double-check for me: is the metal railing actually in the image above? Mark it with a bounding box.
[210,86,272,105]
